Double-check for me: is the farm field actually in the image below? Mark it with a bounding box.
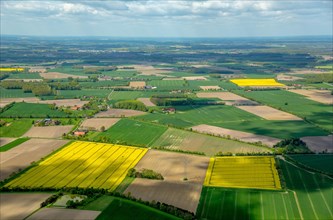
[7,73,42,79]
[234,90,333,132]
[0,139,68,181]
[0,97,40,108]
[137,97,156,106]
[23,125,73,138]
[230,78,284,87]
[149,79,187,90]
[204,157,281,190]
[27,208,101,220]
[197,157,333,220]
[40,72,88,79]
[152,128,269,156]
[0,137,29,152]
[94,119,167,147]
[57,89,111,98]
[95,108,147,118]
[0,119,33,137]
[191,124,280,147]
[287,154,333,175]
[93,196,180,220]
[0,88,36,99]
[80,118,120,131]
[6,141,148,191]
[125,150,209,212]
[0,68,24,72]
[236,105,302,120]
[0,137,16,146]
[0,102,68,118]
[288,89,333,105]
[136,105,328,138]
[0,193,52,220]
[301,135,333,153]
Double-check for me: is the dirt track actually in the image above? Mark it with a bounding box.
[27,208,100,220]
[0,138,68,181]
[125,150,209,212]
[80,118,120,131]
[191,124,281,147]
[0,193,52,220]
[23,125,73,138]
[95,108,147,117]
[236,105,302,120]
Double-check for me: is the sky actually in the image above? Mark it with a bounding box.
[0,0,332,37]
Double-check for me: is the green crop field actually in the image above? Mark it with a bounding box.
[0,103,68,118]
[0,119,33,137]
[80,80,128,88]
[104,70,138,77]
[149,80,188,90]
[0,88,36,98]
[136,105,328,139]
[92,196,180,220]
[152,128,269,156]
[7,73,42,79]
[196,158,333,220]
[49,67,87,76]
[93,118,167,147]
[288,154,333,175]
[108,90,170,102]
[0,137,29,152]
[234,90,333,132]
[57,89,111,98]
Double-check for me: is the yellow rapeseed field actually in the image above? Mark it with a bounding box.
[6,141,148,191]
[0,67,24,72]
[204,156,281,190]
[230,78,284,87]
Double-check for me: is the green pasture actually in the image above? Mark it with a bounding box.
[288,154,333,175]
[93,118,167,147]
[0,88,36,98]
[0,119,33,137]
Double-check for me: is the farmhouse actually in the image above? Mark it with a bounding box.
[162,107,176,114]
[74,130,87,136]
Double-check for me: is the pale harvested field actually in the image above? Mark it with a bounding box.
[28,66,47,73]
[80,118,120,131]
[162,77,183,80]
[95,108,147,117]
[129,81,146,88]
[125,150,209,212]
[288,68,326,75]
[301,135,333,153]
[120,65,171,76]
[0,193,52,220]
[27,208,101,220]
[0,138,16,147]
[236,105,302,120]
[288,89,333,105]
[3,78,43,82]
[197,92,249,101]
[40,72,88,79]
[0,139,68,181]
[191,124,281,147]
[0,97,40,108]
[191,64,212,68]
[38,99,89,107]
[137,98,156,106]
[182,76,207,80]
[23,125,73,138]
[277,74,304,81]
[200,85,221,90]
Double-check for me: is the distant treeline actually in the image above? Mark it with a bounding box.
[0,81,53,96]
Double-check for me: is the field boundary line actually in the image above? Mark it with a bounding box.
[311,175,333,218]
[291,190,304,220]
[260,192,265,219]
[281,193,289,220]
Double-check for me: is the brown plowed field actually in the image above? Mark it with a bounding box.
[0,97,41,108]
[301,135,333,153]
[191,124,281,147]
[199,86,221,90]
[129,81,146,88]
[125,150,209,212]
[289,89,333,105]
[23,125,73,138]
[80,118,120,131]
[27,208,101,220]
[0,139,68,181]
[0,193,52,220]
[197,92,249,101]
[0,138,16,147]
